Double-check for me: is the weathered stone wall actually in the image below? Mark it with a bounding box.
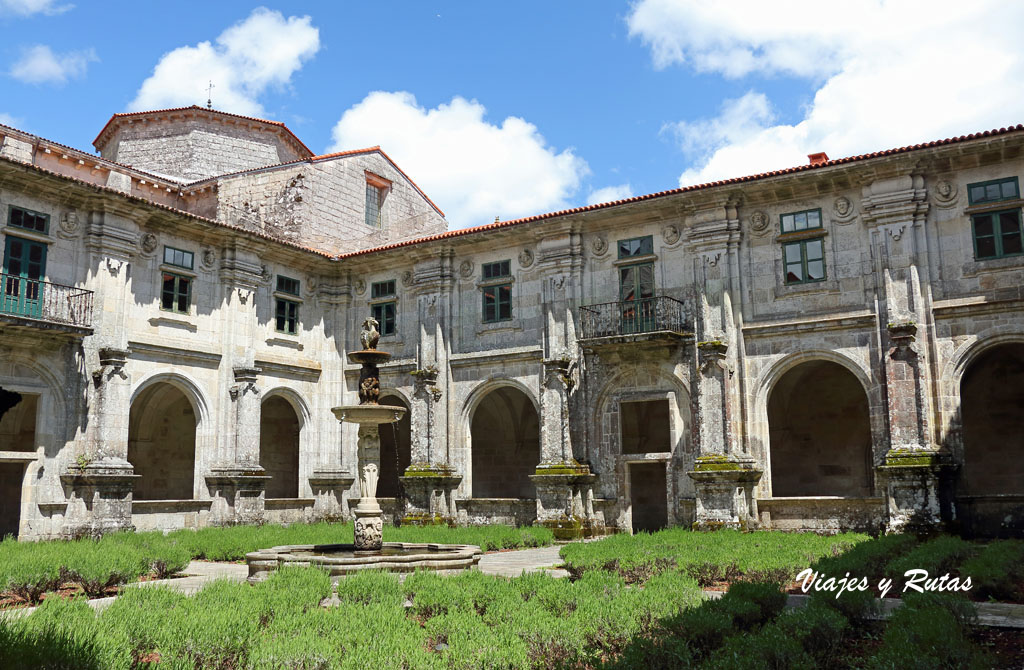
[100,119,305,182]
[213,152,446,255]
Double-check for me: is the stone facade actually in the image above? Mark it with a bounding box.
[0,109,1023,540]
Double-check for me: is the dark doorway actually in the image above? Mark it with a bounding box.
[260,396,300,498]
[0,462,23,539]
[961,343,1024,495]
[768,360,872,497]
[471,386,540,498]
[630,462,668,533]
[377,394,411,498]
[128,383,197,500]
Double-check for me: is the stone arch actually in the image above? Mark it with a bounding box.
[377,391,411,498]
[0,354,70,538]
[128,373,208,500]
[762,355,874,497]
[464,379,540,499]
[590,361,691,530]
[958,342,1024,496]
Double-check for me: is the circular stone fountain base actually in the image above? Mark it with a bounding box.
[246,542,483,582]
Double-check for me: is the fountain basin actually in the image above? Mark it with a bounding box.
[246,541,482,582]
[331,404,407,425]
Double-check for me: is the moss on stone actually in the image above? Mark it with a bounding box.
[693,453,745,472]
[401,512,448,526]
[534,460,590,476]
[539,515,585,540]
[402,463,456,478]
[884,448,943,467]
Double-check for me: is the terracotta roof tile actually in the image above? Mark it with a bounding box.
[93,105,314,157]
[336,123,1024,260]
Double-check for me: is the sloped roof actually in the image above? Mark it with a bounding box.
[93,105,314,158]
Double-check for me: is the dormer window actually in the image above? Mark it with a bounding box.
[365,172,391,228]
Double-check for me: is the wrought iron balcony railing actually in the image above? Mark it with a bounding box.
[579,295,690,340]
[0,273,94,329]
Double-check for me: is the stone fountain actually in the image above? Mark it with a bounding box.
[246,317,482,581]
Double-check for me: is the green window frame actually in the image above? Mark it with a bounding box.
[275,298,300,334]
[160,272,192,314]
[967,177,1019,205]
[783,238,826,284]
[372,301,396,335]
[480,260,512,323]
[163,246,194,270]
[276,275,300,296]
[780,208,822,234]
[371,279,395,299]
[8,205,49,234]
[972,209,1023,260]
[618,235,653,259]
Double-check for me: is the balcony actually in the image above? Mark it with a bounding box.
[0,273,94,335]
[579,295,692,345]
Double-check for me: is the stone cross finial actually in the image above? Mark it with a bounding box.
[360,317,380,350]
[206,80,215,109]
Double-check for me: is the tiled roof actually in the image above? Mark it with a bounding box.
[336,123,1024,260]
[0,153,332,258]
[93,105,314,157]
[184,145,446,218]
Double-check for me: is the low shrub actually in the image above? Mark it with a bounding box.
[864,592,988,670]
[887,535,977,593]
[959,539,1024,602]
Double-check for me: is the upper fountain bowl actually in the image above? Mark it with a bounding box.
[332,404,407,425]
[347,349,392,366]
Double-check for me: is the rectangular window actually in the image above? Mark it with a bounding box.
[618,235,653,259]
[482,284,512,323]
[372,301,396,336]
[968,177,1019,205]
[8,206,48,234]
[275,298,299,334]
[780,208,822,234]
[972,209,1023,259]
[481,260,510,280]
[365,183,383,228]
[371,279,396,299]
[163,246,194,270]
[621,399,671,454]
[276,275,300,296]
[783,238,826,284]
[161,273,191,314]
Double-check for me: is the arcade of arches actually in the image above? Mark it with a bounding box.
[471,386,539,499]
[768,360,873,498]
[0,388,34,538]
[960,342,1024,496]
[128,383,196,501]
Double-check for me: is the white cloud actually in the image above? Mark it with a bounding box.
[9,44,96,84]
[0,0,71,17]
[330,91,589,228]
[629,1,1024,186]
[587,184,634,206]
[128,7,319,116]
[0,112,22,127]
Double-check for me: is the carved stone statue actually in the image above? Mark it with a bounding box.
[360,317,380,350]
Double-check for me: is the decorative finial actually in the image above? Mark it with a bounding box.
[360,317,380,351]
[494,216,500,223]
[206,80,215,109]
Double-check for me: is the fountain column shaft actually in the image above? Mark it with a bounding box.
[353,422,383,550]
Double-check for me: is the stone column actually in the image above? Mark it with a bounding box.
[685,205,761,529]
[62,347,139,538]
[206,367,270,525]
[63,211,140,538]
[400,252,461,524]
[401,367,461,524]
[862,175,952,532]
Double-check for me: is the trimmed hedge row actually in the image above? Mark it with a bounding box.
[0,521,554,605]
[559,527,868,585]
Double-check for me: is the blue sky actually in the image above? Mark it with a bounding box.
[1,1,1022,228]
